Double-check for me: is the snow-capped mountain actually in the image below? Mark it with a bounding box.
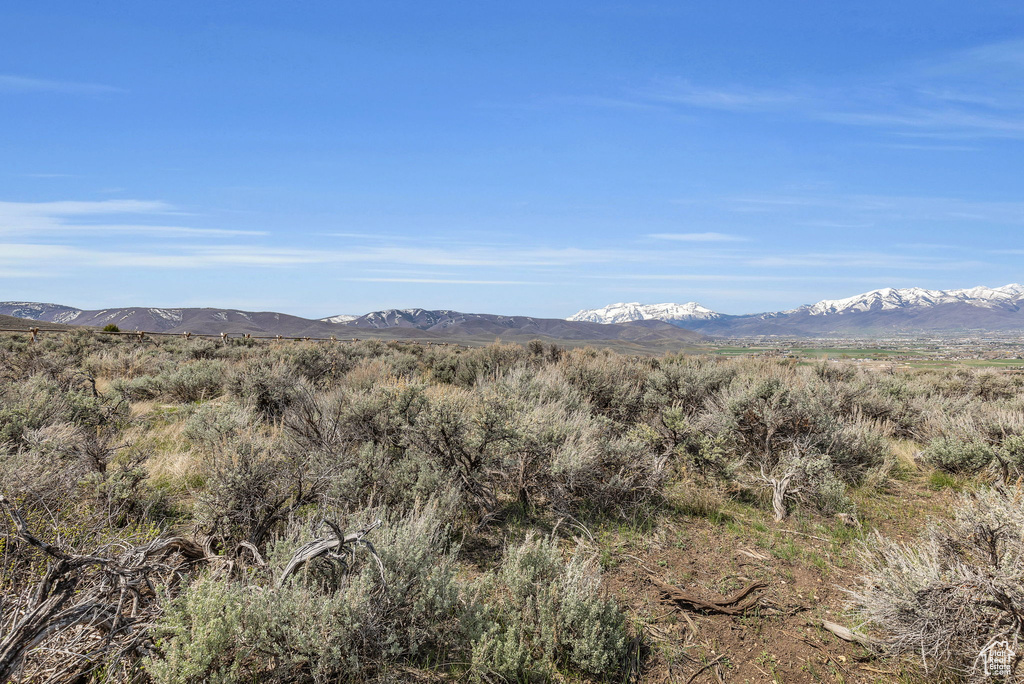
[568,302,722,325]
[673,283,1024,336]
[6,283,1024,341]
[565,285,1024,335]
[347,308,463,329]
[0,302,84,324]
[793,284,1024,316]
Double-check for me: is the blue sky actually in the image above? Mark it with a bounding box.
[3,1,1024,318]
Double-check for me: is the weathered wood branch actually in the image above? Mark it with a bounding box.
[0,493,213,681]
[648,573,768,615]
[820,619,876,647]
[278,519,384,587]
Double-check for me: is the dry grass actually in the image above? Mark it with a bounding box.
[124,403,201,485]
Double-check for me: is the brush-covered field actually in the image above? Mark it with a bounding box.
[1,331,1023,683]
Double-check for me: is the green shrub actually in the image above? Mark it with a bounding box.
[699,370,877,519]
[194,435,326,545]
[997,434,1024,479]
[923,438,995,474]
[558,348,649,423]
[0,374,109,445]
[467,534,627,681]
[110,373,164,401]
[162,360,225,403]
[226,359,299,420]
[83,345,167,380]
[285,379,425,457]
[644,355,735,416]
[181,401,255,450]
[407,384,502,511]
[148,502,462,683]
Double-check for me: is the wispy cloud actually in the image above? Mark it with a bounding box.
[587,274,798,282]
[322,232,416,240]
[2,199,172,215]
[0,243,611,271]
[585,273,924,283]
[0,236,748,278]
[648,232,749,242]
[894,242,959,250]
[0,74,123,94]
[876,143,982,152]
[745,251,986,271]
[626,39,1024,140]
[343,277,551,285]
[725,193,1024,225]
[0,200,266,237]
[642,80,801,112]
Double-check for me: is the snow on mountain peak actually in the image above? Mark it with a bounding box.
[568,301,721,324]
[319,314,358,324]
[149,308,183,323]
[796,284,1024,316]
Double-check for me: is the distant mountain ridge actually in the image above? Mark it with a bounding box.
[1,302,83,324]
[0,313,79,331]
[568,302,722,325]
[789,284,1024,316]
[0,302,704,350]
[575,284,1024,336]
[0,303,344,338]
[5,283,1024,343]
[339,308,705,343]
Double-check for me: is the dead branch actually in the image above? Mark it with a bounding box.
[0,493,210,682]
[278,518,384,587]
[236,540,267,566]
[785,629,851,675]
[647,572,768,616]
[685,654,726,684]
[820,619,875,647]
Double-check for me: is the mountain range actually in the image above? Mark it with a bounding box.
[0,302,704,352]
[3,283,1023,346]
[569,284,1024,335]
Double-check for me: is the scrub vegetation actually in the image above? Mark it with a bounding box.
[1,330,1022,682]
